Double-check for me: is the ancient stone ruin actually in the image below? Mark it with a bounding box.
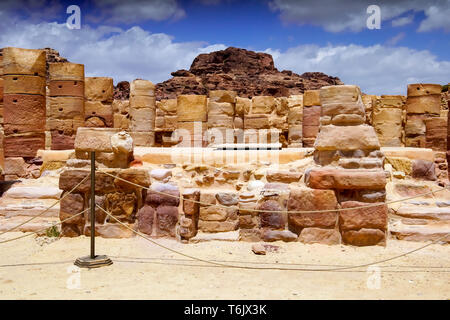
[0,46,449,246]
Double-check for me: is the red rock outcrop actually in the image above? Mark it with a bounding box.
[155,47,343,100]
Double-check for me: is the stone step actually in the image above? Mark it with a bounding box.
[0,215,60,235]
[394,206,450,221]
[3,186,62,199]
[389,221,450,243]
[0,197,60,217]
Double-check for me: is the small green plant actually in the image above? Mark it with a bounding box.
[442,84,449,92]
[45,226,60,238]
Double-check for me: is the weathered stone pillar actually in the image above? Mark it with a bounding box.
[305,85,388,246]
[129,79,156,146]
[48,62,85,149]
[2,47,46,178]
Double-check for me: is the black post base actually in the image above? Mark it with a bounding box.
[74,255,113,268]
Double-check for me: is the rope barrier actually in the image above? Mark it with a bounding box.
[111,259,450,273]
[108,255,450,269]
[0,174,90,237]
[99,170,450,214]
[0,208,89,244]
[97,204,450,272]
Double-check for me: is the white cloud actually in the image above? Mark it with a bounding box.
[418,4,450,32]
[266,44,450,95]
[87,0,186,24]
[392,15,414,27]
[0,18,226,84]
[269,0,450,32]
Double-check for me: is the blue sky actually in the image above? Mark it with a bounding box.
[0,0,449,95]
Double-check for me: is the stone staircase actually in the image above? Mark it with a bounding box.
[388,181,450,243]
[0,178,61,235]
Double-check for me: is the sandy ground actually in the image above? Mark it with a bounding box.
[0,233,449,300]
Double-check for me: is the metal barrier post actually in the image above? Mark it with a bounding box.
[74,151,112,268]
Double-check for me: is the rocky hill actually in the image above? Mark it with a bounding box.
[155,47,343,100]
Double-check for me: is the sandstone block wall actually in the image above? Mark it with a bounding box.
[48,63,85,150]
[129,80,156,147]
[2,48,46,177]
[59,167,149,237]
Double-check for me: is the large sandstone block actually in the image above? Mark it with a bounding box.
[302,105,321,125]
[302,124,319,139]
[314,124,380,151]
[129,107,155,132]
[50,130,75,150]
[130,80,155,97]
[266,170,302,183]
[288,125,302,144]
[49,63,84,81]
[4,95,45,134]
[251,96,275,114]
[2,47,46,77]
[207,114,234,128]
[59,169,117,194]
[48,97,84,119]
[158,98,177,114]
[130,131,155,146]
[198,220,239,233]
[155,205,179,237]
[235,97,251,116]
[288,187,338,231]
[288,106,303,125]
[244,114,270,129]
[177,95,207,122]
[298,227,341,245]
[303,90,320,106]
[183,188,200,216]
[3,157,27,176]
[84,101,113,127]
[113,113,130,130]
[374,95,404,111]
[407,84,442,97]
[406,95,441,115]
[321,101,365,117]
[372,108,403,125]
[74,127,119,152]
[146,182,180,207]
[4,75,46,95]
[209,90,236,103]
[137,205,154,235]
[342,228,386,246]
[424,117,447,151]
[307,168,387,190]
[60,193,85,225]
[112,99,130,114]
[49,80,84,97]
[287,95,303,108]
[85,77,113,102]
[47,118,84,135]
[130,95,156,109]
[339,201,387,231]
[320,85,361,105]
[411,159,436,181]
[208,101,234,116]
[4,132,45,157]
